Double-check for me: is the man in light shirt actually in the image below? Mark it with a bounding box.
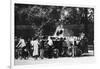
[16,37,26,48]
[16,36,26,59]
[31,38,39,59]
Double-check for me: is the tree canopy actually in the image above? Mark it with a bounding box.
[15,4,94,37]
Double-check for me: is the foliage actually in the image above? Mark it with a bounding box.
[15,4,94,37]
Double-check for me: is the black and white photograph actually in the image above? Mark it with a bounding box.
[14,3,94,65]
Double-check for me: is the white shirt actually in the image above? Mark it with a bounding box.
[30,40,34,46]
[47,36,53,46]
[18,39,26,48]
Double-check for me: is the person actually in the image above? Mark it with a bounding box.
[16,36,26,48]
[47,36,53,46]
[16,36,26,59]
[30,38,34,57]
[79,32,88,53]
[32,38,40,59]
[39,39,45,59]
[25,38,31,58]
[15,36,19,59]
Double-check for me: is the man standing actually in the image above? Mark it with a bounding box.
[30,38,34,57]
[39,39,45,59]
[32,38,39,59]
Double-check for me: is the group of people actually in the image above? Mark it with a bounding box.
[15,36,40,59]
[15,32,88,60]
